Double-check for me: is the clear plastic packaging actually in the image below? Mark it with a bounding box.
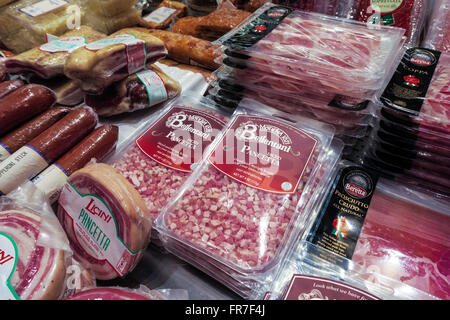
[352,0,428,47]
[57,163,152,281]
[0,0,82,53]
[306,161,450,299]
[271,0,355,18]
[263,241,438,300]
[377,48,450,134]
[215,3,406,94]
[0,181,72,300]
[63,28,168,95]
[84,64,182,117]
[83,0,138,18]
[422,0,450,52]
[3,26,106,79]
[82,7,142,35]
[155,98,343,298]
[107,95,231,226]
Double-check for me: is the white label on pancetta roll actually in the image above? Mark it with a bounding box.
[40,36,86,53]
[0,146,49,195]
[0,144,11,162]
[19,0,68,17]
[32,164,69,204]
[136,68,168,106]
[143,7,176,24]
[58,182,138,277]
[0,233,20,300]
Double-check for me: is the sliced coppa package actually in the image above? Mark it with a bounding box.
[215,3,405,97]
[307,162,450,300]
[108,95,232,225]
[154,98,343,298]
[422,0,450,52]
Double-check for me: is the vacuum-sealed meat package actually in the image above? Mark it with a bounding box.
[0,0,82,53]
[0,181,72,300]
[82,7,142,35]
[109,95,231,225]
[352,0,427,46]
[308,162,450,300]
[155,98,342,298]
[64,28,167,95]
[83,0,138,18]
[216,3,405,98]
[378,48,450,134]
[85,64,181,117]
[57,163,152,281]
[140,0,187,30]
[2,26,105,79]
[422,0,450,52]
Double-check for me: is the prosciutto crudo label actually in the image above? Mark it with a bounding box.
[0,233,19,300]
[58,182,139,277]
[39,36,87,53]
[136,106,226,173]
[209,115,318,194]
[282,275,380,300]
[85,34,147,75]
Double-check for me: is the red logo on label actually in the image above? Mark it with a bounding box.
[344,183,367,198]
[0,248,14,265]
[253,25,267,33]
[85,198,112,223]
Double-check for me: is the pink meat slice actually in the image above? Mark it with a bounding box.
[64,287,166,300]
[423,0,450,53]
[352,191,450,300]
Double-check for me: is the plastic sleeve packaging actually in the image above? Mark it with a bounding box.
[139,0,187,30]
[108,95,232,231]
[154,98,343,298]
[0,181,73,300]
[3,26,106,79]
[57,163,152,281]
[82,7,142,35]
[0,0,84,53]
[82,0,138,18]
[84,64,181,117]
[422,0,450,52]
[304,161,450,300]
[63,285,189,300]
[64,28,168,95]
[215,3,406,100]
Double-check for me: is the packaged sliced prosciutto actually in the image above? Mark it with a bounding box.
[352,0,428,46]
[215,3,405,99]
[108,95,231,227]
[422,0,450,52]
[263,241,438,300]
[0,181,72,300]
[378,47,450,134]
[154,98,343,298]
[57,163,152,281]
[307,162,450,300]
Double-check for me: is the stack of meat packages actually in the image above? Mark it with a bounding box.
[207,2,405,160]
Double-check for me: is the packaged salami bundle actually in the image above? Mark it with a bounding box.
[154,98,343,298]
[422,0,450,52]
[304,162,450,300]
[0,182,73,300]
[107,95,232,237]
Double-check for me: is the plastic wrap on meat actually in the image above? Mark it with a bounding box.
[423,0,450,52]
[352,190,450,300]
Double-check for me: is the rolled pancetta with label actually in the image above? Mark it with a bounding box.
[85,64,181,117]
[64,28,168,95]
[57,163,152,280]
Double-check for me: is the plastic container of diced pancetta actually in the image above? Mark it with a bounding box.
[422,0,450,52]
[106,95,232,239]
[214,3,406,91]
[302,161,450,300]
[154,97,344,298]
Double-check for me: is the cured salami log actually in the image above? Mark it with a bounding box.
[85,65,181,117]
[57,163,151,280]
[0,79,24,100]
[0,209,67,300]
[64,28,168,95]
[3,26,105,79]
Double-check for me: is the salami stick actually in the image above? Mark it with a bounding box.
[0,107,70,161]
[0,84,56,136]
[0,106,98,195]
[0,79,24,99]
[33,124,119,203]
